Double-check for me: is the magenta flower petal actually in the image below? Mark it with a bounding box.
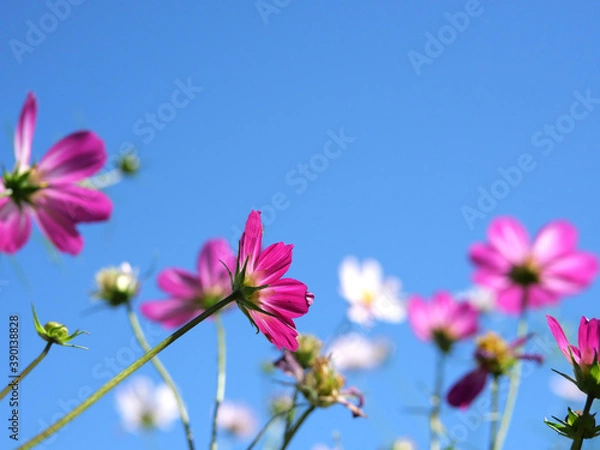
[38,131,107,184]
[40,185,112,223]
[494,286,523,314]
[0,199,31,254]
[197,238,235,291]
[261,278,311,319]
[14,92,36,170]
[407,296,431,341]
[526,285,559,309]
[447,367,489,409]
[532,221,577,266]
[469,243,510,272]
[254,242,293,285]
[544,253,599,287]
[487,217,530,264]
[578,317,599,366]
[547,315,574,363]
[33,200,83,255]
[140,298,200,328]
[249,310,298,351]
[238,210,263,273]
[157,268,202,299]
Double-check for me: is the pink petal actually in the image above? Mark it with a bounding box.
[408,296,431,341]
[157,268,201,299]
[543,253,599,292]
[38,131,106,183]
[38,185,112,223]
[32,195,83,255]
[254,242,293,285]
[447,367,489,409]
[448,302,479,340]
[14,92,37,170]
[238,211,263,273]
[260,278,310,319]
[0,199,32,254]
[526,286,559,309]
[469,243,510,272]
[578,317,597,366]
[547,315,576,364]
[487,217,530,264]
[249,310,298,351]
[473,270,511,291]
[140,298,200,328]
[197,238,235,291]
[532,221,578,266]
[494,286,525,314]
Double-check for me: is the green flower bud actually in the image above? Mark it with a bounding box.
[94,262,140,307]
[293,334,323,369]
[116,150,141,176]
[545,407,600,440]
[301,357,345,408]
[32,305,89,349]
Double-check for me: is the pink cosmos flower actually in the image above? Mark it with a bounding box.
[140,238,236,328]
[408,291,478,352]
[470,217,598,314]
[233,210,313,351]
[547,315,600,398]
[447,332,543,408]
[0,92,111,255]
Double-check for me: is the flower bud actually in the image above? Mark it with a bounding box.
[301,357,345,408]
[95,263,140,306]
[545,407,600,440]
[116,150,141,176]
[293,334,323,369]
[32,305,88,349]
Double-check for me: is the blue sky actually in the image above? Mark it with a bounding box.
[1,1,600,449]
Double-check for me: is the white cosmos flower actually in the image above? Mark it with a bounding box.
[115,376,178,433]
[391,438,416,450]
[328,333,391,372]
[217,401,258,438]
[549,374,586,402]
[339,256,405,326]
[457,285,496,313]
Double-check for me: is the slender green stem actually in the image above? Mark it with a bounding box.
[489,376,500,450]
[125,302,195,450]
[285,388,299,435]
[570,395,595,450]
[247,407,298,450]
[0,342,52,400]
[494,290,529,450]
[18,293,238,450]
[281,405,316,450]
[430,350,447,450]
[210,314,227,450]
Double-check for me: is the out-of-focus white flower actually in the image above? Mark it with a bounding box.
[95,262,140,306]
[391,438,416,450]
[217,401,258,438]
[549,374,586,402]
[339,256,405,326]
[457,285,496,313]
[328,333,391,372]
[114,376,178,433]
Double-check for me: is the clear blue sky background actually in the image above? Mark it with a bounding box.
[1,1,600,449]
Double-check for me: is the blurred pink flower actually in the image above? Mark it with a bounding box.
[547,315,600,398]
[0,92,111,255]
[470,217,598,314]
[233,210,313,351]
[447,332,542,408]
[141,238,235,327]
[408,291,478,352]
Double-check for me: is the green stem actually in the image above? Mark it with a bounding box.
[210,314,227,450]
[285,388,299,435]
[281,405,316,450]
[494,290,529,450]
[0,342,51,400]
[18,293,238,450]
[247,407,297,450]
[430,350,447,450]
[570,395,595,450]
[125,302,195,450]
[489,376,500,450]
